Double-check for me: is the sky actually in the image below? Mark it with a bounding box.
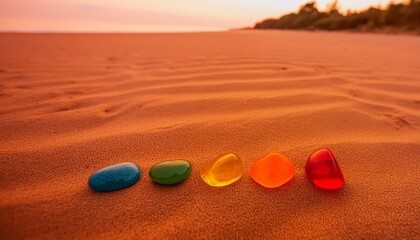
[0,0,406,32]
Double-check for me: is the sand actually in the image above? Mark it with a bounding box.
[0,31,419,239]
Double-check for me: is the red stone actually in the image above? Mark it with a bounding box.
[305,149,345,190]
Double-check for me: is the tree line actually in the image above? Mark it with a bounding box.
[254,0,420,33]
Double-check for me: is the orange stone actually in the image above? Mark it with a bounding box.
[250,153,295,188]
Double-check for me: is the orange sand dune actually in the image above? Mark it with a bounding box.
[0,31,419,239]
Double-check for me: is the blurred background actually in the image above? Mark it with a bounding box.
[0,0,416,33]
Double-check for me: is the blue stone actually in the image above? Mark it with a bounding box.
[88,162,141,192]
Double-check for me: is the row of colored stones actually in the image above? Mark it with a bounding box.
[88,148,345,192]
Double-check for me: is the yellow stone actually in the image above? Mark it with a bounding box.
[200,153,243,187]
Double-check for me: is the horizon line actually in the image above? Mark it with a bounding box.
[0,29,254,34]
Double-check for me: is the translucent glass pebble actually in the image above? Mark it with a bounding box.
[200,153,243,187]
[305,148,345,189]
[250,153,295,188]
[149,160,192,185]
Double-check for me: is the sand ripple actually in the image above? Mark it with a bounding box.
[0,31,419,239]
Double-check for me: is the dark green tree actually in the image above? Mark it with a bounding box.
[327,0,341,15]
[299,2,319,14]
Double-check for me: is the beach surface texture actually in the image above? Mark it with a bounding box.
[1,31,419,239]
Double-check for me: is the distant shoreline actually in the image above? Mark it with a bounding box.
[248,28,420,36]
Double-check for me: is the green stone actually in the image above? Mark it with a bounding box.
[149,160,192,185]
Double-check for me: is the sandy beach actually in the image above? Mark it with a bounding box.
[0,30,419,239]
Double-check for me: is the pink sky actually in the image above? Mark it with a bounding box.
[0,0,406,32]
